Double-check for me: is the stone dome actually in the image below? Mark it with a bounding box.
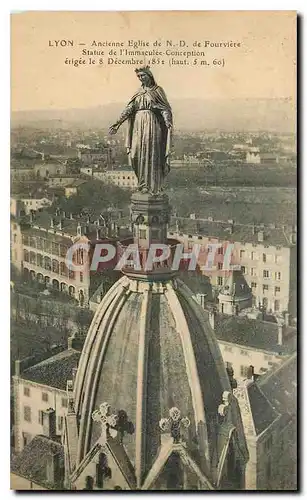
[71,273,247,489]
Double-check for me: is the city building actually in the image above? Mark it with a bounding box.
[260,153,279,165]
[169,218,297,317]
[11,195,52,216]
[47,175,81,188]
[80,166,93,177]
[93,165,138,189]
[246,148,261,164]
[64,179,87,198]
[208,309,296,382]
[12,210,119,307]
[77,145,113,166]
[11,163,36,182]
[11,434,64,490]
[12,342,81,454]
[34,161,67,179]
[11,217,23,273]
[235,353,297,490]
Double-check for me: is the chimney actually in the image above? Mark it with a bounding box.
[29,211,35,223]
[278,324,284,346]
[257,231,264,242]
[62,210,66,219]
[290,232,296,245]
[284,312,290,327]
[46,451,62,486]
[42,408,56,439]
[58,219,63,230]
[246,365,254,380]
[70,212,74,220]
[252,225,256,235]
[209,309,215,330]
[50,217,55,228]
[15,360,21,376]
[96,228,100,240]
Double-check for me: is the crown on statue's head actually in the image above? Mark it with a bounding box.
[135,65,151,74]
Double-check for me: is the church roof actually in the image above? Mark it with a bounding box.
[72,274,244,488]
[21,349,81,390]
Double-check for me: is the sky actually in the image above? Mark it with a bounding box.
[11,11,296,111]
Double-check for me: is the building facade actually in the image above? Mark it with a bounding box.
[93,166,138,189]
[169,220,296,317]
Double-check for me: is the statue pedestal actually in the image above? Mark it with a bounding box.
[130,191,171,247]
[117,190,178,281]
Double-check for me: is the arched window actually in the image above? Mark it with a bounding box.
[52,279,59,291]
[68,286,75,297]
[23,249,29,262]
[30,236,36,248]
[37,254,43,267]
[37,273,44,283]
[44,256,51,271]
[60,261,67,276]
[22,235,29,246]
[52,259,59,274]
[29,251,36,265]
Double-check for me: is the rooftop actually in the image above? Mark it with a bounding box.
[258,352,297,415]
[65,179,87,188]
[105,165,134,173]
[213,313,296,354]
[21,348,81,390]
[170,218,295,247]
[246,382,278,435]
[11,435,64,489]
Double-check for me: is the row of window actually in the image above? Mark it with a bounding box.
[250,283,281,294]
[22,234,69,257]
[240,249,283,264]
[241,267,282,280]
[23,406,64,430]
[184,239,284,262]
[23,251,82,281]
[23,386,67,407]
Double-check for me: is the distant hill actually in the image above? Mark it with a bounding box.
[11,98,296,133]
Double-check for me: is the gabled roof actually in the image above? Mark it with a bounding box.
[11,435,64,490]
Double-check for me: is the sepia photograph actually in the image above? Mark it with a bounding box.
[10,10,297,491]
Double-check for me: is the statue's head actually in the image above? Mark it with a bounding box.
[135,66,156,87]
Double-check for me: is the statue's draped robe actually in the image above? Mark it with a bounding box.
[119,85,173,194]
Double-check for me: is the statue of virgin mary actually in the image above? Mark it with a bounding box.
[109,66,173,194]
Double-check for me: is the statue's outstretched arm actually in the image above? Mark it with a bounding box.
[109,101,135,134]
